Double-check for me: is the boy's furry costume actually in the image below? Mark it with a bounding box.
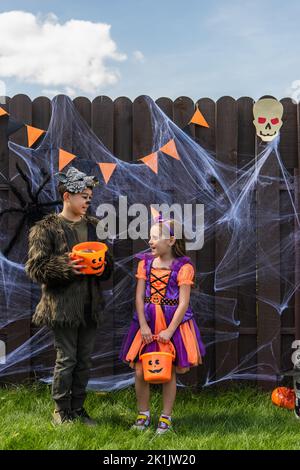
[25,166,114,418]
[26,213,113,328]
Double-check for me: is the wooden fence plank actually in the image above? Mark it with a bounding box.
[92,96,114,153]
[0,98,10,384]
[256,122,281,389]
[30,97,53,380]
[215,96,239,384]
[6,94,32,383]
[173,96,199,387]
[195,97,216,387]
[90,96,115,383]
[113,97,134,376]
[236,97,257,385]
[279,98,298,376]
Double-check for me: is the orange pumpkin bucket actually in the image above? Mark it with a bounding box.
[71,241,108,275]
[139,335,176,384]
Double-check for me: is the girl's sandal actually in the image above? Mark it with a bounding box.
[131,413,151,430]
[155,416,172,435]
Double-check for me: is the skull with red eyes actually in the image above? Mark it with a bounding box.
[253,98,283,142]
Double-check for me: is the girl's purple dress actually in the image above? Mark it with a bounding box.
[119,253,206,372]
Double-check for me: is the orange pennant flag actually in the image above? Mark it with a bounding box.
[0,107,9,117]
[159,139,180,160]
[59,149,76,171]
[189,106,209,128]
[26,125,45,147]
[139,152,158,174]
[98,162,117,184]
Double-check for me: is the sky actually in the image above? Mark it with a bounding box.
[0,0,300,101]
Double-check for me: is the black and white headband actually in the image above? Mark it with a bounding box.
[56,166,99,193]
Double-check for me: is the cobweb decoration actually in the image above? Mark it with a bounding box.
[0,95,298,390]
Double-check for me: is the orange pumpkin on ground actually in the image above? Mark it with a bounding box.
[271,387,295,410]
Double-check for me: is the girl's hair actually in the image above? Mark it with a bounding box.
[156,218,186,257]
[153,218,196,288]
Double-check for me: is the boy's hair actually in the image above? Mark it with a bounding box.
[57,183,93,200]
[57,183,68,200]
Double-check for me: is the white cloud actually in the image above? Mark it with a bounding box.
[0,80,7,98]
[132,50,145,63]
[0,10,127,95]
[41,87,77,98]
[285,80,300,103]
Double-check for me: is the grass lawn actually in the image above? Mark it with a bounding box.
[0,383,299,450]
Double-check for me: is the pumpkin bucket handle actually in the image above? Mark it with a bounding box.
[139,334,176,360]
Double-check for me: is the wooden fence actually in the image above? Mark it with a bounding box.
[0,94,299,390]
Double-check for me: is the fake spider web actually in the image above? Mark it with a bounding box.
[0,95,298,390]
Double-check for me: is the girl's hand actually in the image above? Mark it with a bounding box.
[157,329,172,344]
[140,324,153,344]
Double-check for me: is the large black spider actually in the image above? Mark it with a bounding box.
[0,163,61,256]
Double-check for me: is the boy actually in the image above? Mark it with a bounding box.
[25,166,113,425]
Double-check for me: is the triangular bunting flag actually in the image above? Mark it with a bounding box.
[0,107,9,117]
[139,152,158,174]
[59,149,76,171]
[98,162,117,184]
[26,125,45,147]
[189,106,209,128]
[159,139,180,160]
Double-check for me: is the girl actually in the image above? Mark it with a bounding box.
[119,216,205,434]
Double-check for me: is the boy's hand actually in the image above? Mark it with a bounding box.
[95,260,107,276]
[68,254,87,274]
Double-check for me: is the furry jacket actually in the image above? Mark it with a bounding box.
[25,213,113,328]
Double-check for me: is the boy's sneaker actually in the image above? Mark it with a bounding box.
[52,409,74,425]
[156,416,172,435]
[72,407,97,426]
[131,413,151,430]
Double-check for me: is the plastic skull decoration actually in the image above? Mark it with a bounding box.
[253,98,283,142]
